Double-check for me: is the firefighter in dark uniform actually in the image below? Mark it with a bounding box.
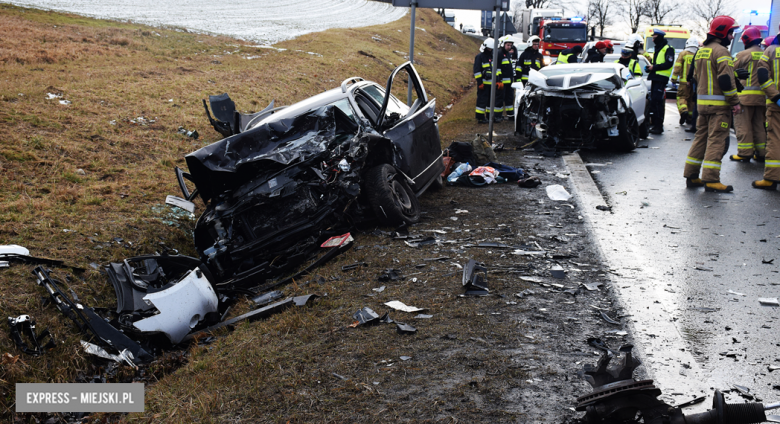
[473,38,502,124]
[499,35,518,119]
[683,16,741,192]
[647,29,676,134]
[516,36,544,84]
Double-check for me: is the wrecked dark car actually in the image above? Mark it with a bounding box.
[514,64,649,151]
[176,62,444,288]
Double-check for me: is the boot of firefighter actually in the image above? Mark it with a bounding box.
[679,111,688,125]
[729,154,751,163]
[704,182,734,193]
[686,178,704,188]
[752,179,777,190]
[754,154,766,163]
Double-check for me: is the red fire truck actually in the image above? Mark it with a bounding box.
[536,17,589,59]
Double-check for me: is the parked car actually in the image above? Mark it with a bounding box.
[181,62,444,287]
[463,25,477,34]
[513,63,649,151]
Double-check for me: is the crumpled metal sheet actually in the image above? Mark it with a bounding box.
[185,105,358,201]
[133,268,219,344]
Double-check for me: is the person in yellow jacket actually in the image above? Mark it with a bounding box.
[683,16,742,192]
[671,37,698,125]
[731,27,767,163]
[753,35,780,189]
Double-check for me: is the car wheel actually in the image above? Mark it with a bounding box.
[366,163,421,226]
[616,110,639,152]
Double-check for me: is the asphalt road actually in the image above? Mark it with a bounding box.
[577,100,780,405]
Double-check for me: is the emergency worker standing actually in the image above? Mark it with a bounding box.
[731,27,766,163]
[473,38,503,124]
[615,47,641,76]
[672,37,699,125]
[556,46,582,64]
[753,35,780,189]
[647,29,676,134]
[517,36,544,84]
[497,36,516,120]
[683,16,742,193]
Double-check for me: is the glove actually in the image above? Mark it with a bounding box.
[496,82,504,89]
[735,79,744,92]
[735,68,749,80]
[478,84,484,90]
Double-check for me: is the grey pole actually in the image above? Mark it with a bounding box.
[407,0,417,106]
[487,5,500,145]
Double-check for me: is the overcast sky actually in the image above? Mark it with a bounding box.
[450,0,771,41]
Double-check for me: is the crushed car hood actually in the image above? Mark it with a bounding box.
[528,69,616,91]
[186,105,358,201]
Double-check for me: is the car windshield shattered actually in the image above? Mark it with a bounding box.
[177,62,445,290]
[515,65,648,152]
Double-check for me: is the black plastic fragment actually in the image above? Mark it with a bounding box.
[33,266,153,364]
[8,315,56,356]
[396,322,417,334]
[342,262,368,271]
[378,269,404,282]
[251,290,284,306]
[600,311,621,325]
[462,259,488,295]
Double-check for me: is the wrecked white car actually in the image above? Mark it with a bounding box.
[514,63,648,151]
[176,62,444,288]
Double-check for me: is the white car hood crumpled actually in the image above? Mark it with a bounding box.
[527,69,615,91]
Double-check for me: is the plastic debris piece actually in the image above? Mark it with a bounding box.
[728,290,746,297]
[424,257,450,262]
[731,384,754,399]
[515,289,535,298]
[583,283,602,291]
[59,100,71,105]
[251,290,284,306]
[372,285,386,293]
[396,322,417,334]
[519,276,544,283]
[321,233,354,248]
[351,307,381,327]
[400,356,412,361]
[600,311,621,325]
[8,315,56,356]
[545,185,571,201]
[596,205,611,211]
[342,262,367,271]
[405,237,437,248]
[463,259,488,295]
[550,265,565,279]
[759,298,780,306]
[165,195,196,214]
[605,330,628,336]
[333,373,347,380]
[384,300,424,313]
[455,209,468,214]
[414,314,433,319]
[0,245,30,256]
[763,259,775,264]
[80,340,135,368]
[378,269,403,282]
[476,242,510,248]
[769,365,780,372]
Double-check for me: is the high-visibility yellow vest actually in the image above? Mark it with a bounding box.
[557,53,573,64]
[614,59,641,75]
[654,45,672,78]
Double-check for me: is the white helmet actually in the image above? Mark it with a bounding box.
[481,38,495,52]
[499,35,515,45]
[685,37,699,48]
[625,33,643,47]
[527,35,541,44]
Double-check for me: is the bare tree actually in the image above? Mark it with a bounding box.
[643,0,676,25]
[690,0,735,34]
[587,0,613,38]
[620,0,646,33]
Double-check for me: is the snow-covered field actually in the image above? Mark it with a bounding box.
[5,0,407,44]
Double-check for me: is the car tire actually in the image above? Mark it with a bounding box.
[616,110,639,152]
[366,163,421,226]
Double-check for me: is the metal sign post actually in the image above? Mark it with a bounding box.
[487,3,501,145]
[407,0,417,106]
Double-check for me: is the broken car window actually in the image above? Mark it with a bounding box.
[360,85,410,124]
[330,98,357,123]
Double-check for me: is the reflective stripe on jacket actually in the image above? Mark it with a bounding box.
[736,45,767,106]
[758,45,780,110]
[694,41,739,114]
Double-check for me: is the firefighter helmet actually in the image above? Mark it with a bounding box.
[763,36,776,47]
[685,37,699,48]
[626,33,643,47]
[527,35,541,44]
[499,35,515,45]
[481,37,495,52]
[740,27,762,44]
[708,15,740,39]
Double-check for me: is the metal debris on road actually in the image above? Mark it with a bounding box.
[462,259,489,296]
[396,322,417,334]
[583,283,602,291]
[550,265,565,279]
[599,311,620,325]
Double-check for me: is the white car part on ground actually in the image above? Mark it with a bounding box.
[133,268,218,344]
